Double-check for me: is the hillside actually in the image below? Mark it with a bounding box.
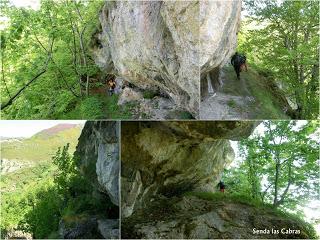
[1,124,83,165]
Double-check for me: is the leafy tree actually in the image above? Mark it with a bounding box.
[235,121,319,211]
[240,0,319,118]
[1,0,105,119]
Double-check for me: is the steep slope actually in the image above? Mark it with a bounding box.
[122,194,315,239]
[200,66,292,119]
[1,124,83,164]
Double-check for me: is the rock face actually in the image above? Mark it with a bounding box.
[121,121,257,217]
[92,1,199,116]
[122,195,313,239]
[68,121,119,239]
[200,0,242,98]
[75,121,119,206]
[200,0,242,73]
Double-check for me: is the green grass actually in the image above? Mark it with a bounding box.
[143,90,158,99]
[223,65,289,119]
[227,99,237,108]
[61,95,135,119]
[1,127,81,163]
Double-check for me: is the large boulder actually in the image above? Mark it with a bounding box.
[93,1,199,116]
[121,121,257,217]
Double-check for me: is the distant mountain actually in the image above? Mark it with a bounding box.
[1,123,84,163]
[35,124,80,137]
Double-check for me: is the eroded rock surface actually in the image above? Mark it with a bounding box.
[92,1,200,116]
[64,121,119,239]
[200,0,242,99]
[75,121,119,206]
[121,121,257,217]
[200,0,242,73]
[122,195,313,239]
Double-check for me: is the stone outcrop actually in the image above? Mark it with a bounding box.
[92,1,200,116]
[200,0,242,98]
[200,0,242,73]
[122,195,314,239]
[75,121,119,206]
[68,121,119,239]
[121,121,257,217]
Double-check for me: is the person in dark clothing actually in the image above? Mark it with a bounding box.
[231,52,247,80]
[217,180,225,193]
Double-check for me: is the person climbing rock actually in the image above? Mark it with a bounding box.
[231,52,247,80]
[217,180,225,193]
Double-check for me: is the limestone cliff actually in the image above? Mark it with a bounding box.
[92,1,199,116]
[200,0,242,98]
[75,121,119,206]
[121,121,256,217]
[59,121,119,239]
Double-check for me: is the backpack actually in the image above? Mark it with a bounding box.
[233,54,246,66]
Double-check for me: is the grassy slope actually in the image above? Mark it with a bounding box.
[223,65,290,119]
[1,125,82,162]
[59,95,135,120]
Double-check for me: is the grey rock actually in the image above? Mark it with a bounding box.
[93,1,200,116]
[117,87,143,106]
[97,219,119,239]
[122,195,312,239]
[75,121,119,206]
[121,121,256,217]
[200,0,242,74]
[96,142,119,206]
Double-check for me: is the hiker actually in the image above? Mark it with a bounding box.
[107,79,116,96]
[217,180,225,193]
[231,52,248,80]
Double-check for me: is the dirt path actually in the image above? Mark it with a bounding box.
[200,65,288,120]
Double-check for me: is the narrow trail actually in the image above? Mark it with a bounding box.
[200,65,289,120]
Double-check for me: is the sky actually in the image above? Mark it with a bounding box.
[10,0,40,10]
[0,120,85,138]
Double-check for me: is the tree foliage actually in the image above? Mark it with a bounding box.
[225,121,319,215]
[239,0,319,118]
[0,0,104,119]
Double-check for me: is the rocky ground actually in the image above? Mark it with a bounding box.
[122,194,314,239]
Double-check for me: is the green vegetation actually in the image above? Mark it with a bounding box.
[59,94,134,120]
[227,99,236,108]
[220,121,319,236]
[0,0,128,119]
[225,121,319,210]
[239,0,319,119]
[1,125,81,162]
[1,142,116,239]
[223,65,289,119]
